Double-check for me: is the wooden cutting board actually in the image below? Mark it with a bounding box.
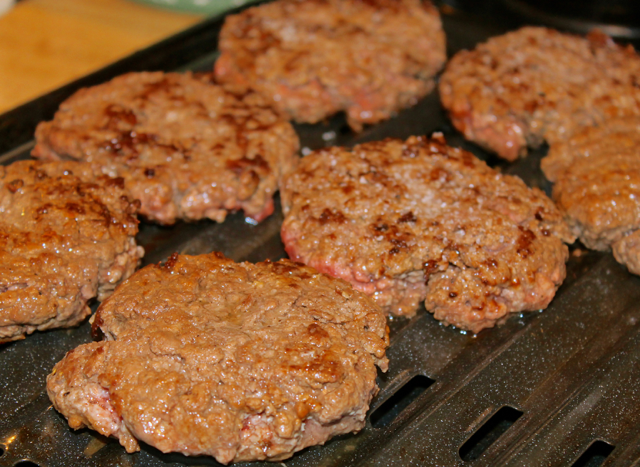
[0,0,202,114]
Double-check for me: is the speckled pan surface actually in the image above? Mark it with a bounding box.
[2,2,640,467]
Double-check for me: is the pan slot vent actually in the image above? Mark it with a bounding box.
[459,406,523,462]
[572,440,615,467]
[14,461,41,467]
[370,374,434,428]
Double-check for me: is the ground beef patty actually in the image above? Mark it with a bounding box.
[541,117,640,274]
[439,27,640,161]
[281,135,575,333]
[214,0,446,131]
[0,160,143,343]
[32,72,299,225]
[47,252,388,464]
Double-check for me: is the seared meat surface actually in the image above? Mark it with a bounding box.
[281,135,575,333]
[215,0,446,131]
[542,117,640,274]
[440,27,640,161]
[47,253,388,464]
[33,72,299,225]
[0,160,143,343]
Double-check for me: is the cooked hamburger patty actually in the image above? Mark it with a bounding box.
[47,252,388,464]
[541,118,640,274]
[32,72,299,225]
[0,160,143,343]
[281,135,575,333]
[439,27,640,161]
[214,0,446,131]
[542,117,640,182]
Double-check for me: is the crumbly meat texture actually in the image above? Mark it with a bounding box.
[542,116,640,182]
[32,72,299,225]
[214,0,446,131]
[47,253,388,464]
[0,160,143,343]
[439,27,640,161]
[280,135,575,333]
[541,118,640,273]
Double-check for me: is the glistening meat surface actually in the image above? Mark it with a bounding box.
[32,72,299,225]
[542,117,640,274]
[440,27,640,160]
[215,0,446,130]
[281,135,575,333]
[0,160,143,343]
[47,253,388,464]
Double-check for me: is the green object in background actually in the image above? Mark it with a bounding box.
[131,0,259,15]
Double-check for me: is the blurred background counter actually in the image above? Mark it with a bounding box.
[0,0,203,114]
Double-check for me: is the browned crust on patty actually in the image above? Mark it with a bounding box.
[281,134,575,333]
[439,27,640,161]
[47,252,388,464]
[215,0,446,130]
[32,72,299,225]
[0,160,143,343]
[541,118,640,273]
[542,117,640,182]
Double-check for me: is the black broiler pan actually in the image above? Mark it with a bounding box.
[2,2,640,466]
